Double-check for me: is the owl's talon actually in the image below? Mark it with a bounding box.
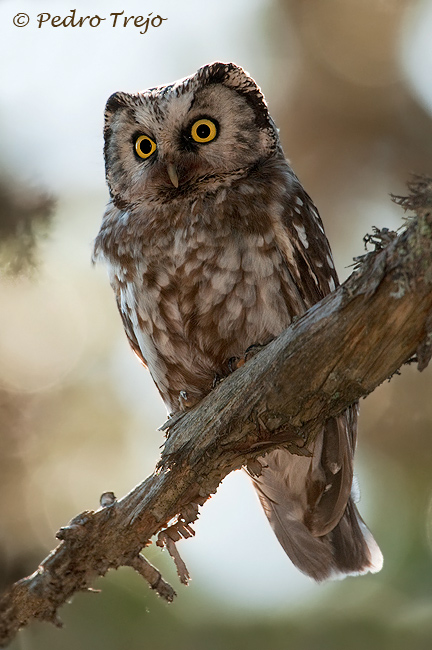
[228,356,242,372]
[212,374,223,388]
[179,390,192,409]
[228,344,267,372]
[244,342,267,361]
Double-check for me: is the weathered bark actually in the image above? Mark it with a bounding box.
[1,177,432,647]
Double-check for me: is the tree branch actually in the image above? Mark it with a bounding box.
[1,176,432,646]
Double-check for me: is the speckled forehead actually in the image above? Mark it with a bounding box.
[132,80,256,136]
[132,85,195,136]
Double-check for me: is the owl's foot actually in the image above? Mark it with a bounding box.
[178,390,200,410]
[244,342,268,360]
[179,390,189,409]
[228,356,242,372]
[228,343,268,371]
[212,373,223,388]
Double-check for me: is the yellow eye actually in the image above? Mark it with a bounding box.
[135,135,157,159]
[191,118,218,143]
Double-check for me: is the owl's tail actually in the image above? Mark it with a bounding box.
[251,426,383,581]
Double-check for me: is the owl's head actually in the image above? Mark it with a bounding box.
[103,62,281,209]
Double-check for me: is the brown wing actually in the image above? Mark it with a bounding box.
[278,179,356,534]
[280,181,339,306]
[250,178,382,579]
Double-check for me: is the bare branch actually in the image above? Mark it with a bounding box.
[1,176,432,646]
[126,555,176,602]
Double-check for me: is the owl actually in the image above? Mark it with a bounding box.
[93,62,383,581]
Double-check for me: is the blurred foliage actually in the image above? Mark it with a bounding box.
[0,178,55,274]
[270,0,432,277]
[2,0,432,648]
[0,388,43,591]
[8,566,432,650]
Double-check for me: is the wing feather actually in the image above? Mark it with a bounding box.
[250,175,381,578]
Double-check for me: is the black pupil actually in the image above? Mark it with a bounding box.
[140,138,153,154]
[196,123,211,139]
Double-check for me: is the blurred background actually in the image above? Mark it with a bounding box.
[1,0,432,648]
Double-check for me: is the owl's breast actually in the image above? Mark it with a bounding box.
[110,207,306,411]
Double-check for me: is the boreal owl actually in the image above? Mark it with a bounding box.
[93,62,383,581]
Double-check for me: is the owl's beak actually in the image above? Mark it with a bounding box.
[167,163,179,188]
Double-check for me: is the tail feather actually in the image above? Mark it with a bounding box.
[251,412,383,581]
[329,498,383,578]
[255,483,335,581]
